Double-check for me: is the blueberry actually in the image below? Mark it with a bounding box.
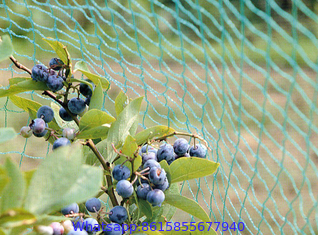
[50,222,64,235]
[149,167,167,186]
[109,206,128,224]
[67,230,88,235]
[173,138,189,157]
[112,165,131,181]
[140,144,157,155]
[53,137,71,150]
[49,58,64,71]
[47,74,64,92]
[20,126,32,138]
[84,96,91,106]
[31,64,49,82]
[136,183,151,200]
[30,118,47,134]
[33,123,48,138]
[157,143,174,162]
[147,189,165,207]
[79,80,94,97]
[61,203,79,215]
[37,105,54,123]
[116,180,133,198]
[154,178,169,192]
[189,144,207,158]
[85,198,101,212]
[68,98,86,115]
[59,107,73,121]
[62,128,76,140]
[167,154,176,165]
[143,159,160,170]
[141,152,157,164]
[103,223,122,235]
[83,218,99,233]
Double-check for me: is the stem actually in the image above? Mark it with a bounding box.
[10,56,119,207]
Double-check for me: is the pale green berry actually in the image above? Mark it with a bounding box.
[20,126,32,138]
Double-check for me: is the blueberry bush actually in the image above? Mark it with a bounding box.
[0,36,219,235]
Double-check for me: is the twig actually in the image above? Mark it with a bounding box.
[10,56,32,75]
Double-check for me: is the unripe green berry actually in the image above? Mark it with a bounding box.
[20,126,32,138]
[62,128,76,140]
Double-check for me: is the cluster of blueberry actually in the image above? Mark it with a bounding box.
[20,105,74,150]
[31,58,65,92]
[113,139,207,210]
[37,197,128,234]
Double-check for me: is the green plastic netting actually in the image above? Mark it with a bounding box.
[1,0,318,234]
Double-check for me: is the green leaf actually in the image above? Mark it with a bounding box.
[43,38,70,66]
[138,199,153,219]
[89,80,103,110]
[0,166,9,197]
[164,194,210,222]
[170,158,219,183]
[24,144,103,215]
[0,158,25,213]
[122,135,138,158]
[9,95,40,119]
[23,170,36,194]
[0,128,16,144]
[0,35,13,62]
[74,61,110,90]
[0,209,36,229]
[115,91,128,117]
[133,154,142,173]
[74,60,90,72]
[0,80,48,98]
[76,126,110,139]
[135,126,175,146]
[102,96,143,163]
[9,77,29,86]
[79,109,115,131]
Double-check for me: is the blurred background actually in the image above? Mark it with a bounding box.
[0,0,318,234]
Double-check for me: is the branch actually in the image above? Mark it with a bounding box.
[10,56,32,75]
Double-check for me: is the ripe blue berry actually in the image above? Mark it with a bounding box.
[67,230,88,235]
[109,206,128,224]
[136,183,151,200]
[147,189,165,207]
[79,80,94,97]
[50,222,64,235]
[47,74,64,92]
[167,154,176,165]
[31,64,49,82]
[103,223,122,235]
[173,138,189,157]
[68,98,86,115]
[85,198,101,212]
[154,178,169,192]
[140,144,157,155]
[20,126,32,138]
[53,137,71,150]
[157,143,174,162]
[84,96,91,106]
[116,180,133,198]
[33,123,48,138]
[59,107,73,121]
[189,144,207,158]
[49,58,64,71]
[37,105,54,123]
[143,159,160,170]
[30,118,46,134]
[149,167,167,186]
[141,152,157,164]
[83,218,99,233]
[112,165,131,181]
[61,203,79,215]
